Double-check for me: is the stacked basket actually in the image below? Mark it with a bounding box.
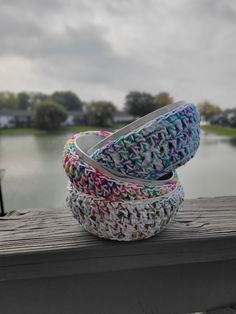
[63,101,200,241]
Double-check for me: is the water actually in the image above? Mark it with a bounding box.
[0,131,236,212]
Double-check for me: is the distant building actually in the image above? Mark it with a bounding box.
[0,108,136,128]
[225,109,236,127]
[63,110,85,126]
[114,111,135,124]
[210,108,236,127]
[0,108,86,128]
[0,109,14,128]
[0,109,34,128]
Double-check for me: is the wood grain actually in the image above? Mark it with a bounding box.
[0,196,236,281]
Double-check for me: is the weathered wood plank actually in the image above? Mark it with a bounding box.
[0,196,236,282]
[0,196,236,314]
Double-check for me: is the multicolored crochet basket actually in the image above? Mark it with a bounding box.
[63,101,200,241]
[64,131,179,201]
[88,101,200,180]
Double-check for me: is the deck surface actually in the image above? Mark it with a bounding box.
[0,196,236,281]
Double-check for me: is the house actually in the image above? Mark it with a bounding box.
[210,108,236,127]
[0,109,15,128]
[63,110,85,126]
[113,111,135,124]
[225,109,236,127]
[0,109,34,128]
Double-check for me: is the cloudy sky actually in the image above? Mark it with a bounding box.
[0,0,236,109]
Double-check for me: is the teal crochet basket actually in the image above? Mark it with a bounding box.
[88,101,200,180]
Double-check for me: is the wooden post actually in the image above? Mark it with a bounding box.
[0,169,5,216]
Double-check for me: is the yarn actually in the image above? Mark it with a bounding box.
[63,131,179,201]
[63,101,200,241]
[88,102,200,179]
[67,182,184,241]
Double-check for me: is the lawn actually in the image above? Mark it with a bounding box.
[1,123,236,138]
[201,124,236,138]
[2,123,236,138]
[0,124,127,136]
[0,127,45,136]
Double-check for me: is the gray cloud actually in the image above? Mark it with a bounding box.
[0,0,236,108]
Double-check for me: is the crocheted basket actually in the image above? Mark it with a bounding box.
[88,101,200,180]
[67,183,184,241]
[64,131,179,201]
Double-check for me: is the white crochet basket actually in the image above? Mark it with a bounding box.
[67,183,184,241]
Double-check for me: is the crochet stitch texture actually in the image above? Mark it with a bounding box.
[64,132,179,201]
[90,103,200,179]
[67,183,184,241]
[63,102,200,241]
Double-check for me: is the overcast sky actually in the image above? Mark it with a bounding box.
[0,0,236,109]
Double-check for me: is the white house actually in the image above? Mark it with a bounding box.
[0,109,33,128]
[0,109,15,128]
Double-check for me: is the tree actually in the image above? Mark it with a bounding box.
[155,92,173,108]
[51,91,82,111]
[18,92,31,109]
[34,100,67,130]
[198,101,222,121]
[29,93,50,110]
[86,101,116,127]
[0,92,18,109]
[124,91,156,117]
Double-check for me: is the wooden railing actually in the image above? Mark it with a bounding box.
[0,196,236,314]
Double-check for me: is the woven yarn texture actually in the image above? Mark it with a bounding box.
[63,102,200,241]
[67,183,184,241]
[63,132,179,201]
[90,103,200,179]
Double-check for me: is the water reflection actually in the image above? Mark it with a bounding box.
[225,137,236,147]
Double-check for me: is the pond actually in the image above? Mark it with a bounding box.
[0,131,236,212]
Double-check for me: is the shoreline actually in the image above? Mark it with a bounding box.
[1,123,236,138]
[201,124,236,138]
[0,124,126,136]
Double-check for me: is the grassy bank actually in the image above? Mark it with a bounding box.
[0,124,126,136]
[0,128,45,136]
[202,124,236,137]
[1,124,236,138]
